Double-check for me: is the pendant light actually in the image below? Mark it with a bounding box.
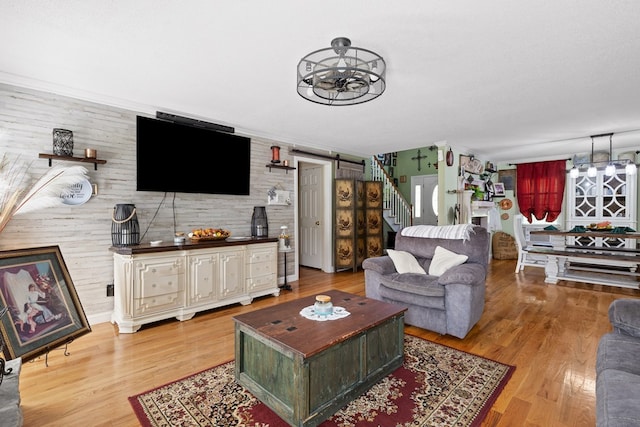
[569,164,580,179]
[604,134,616,176]
[626,149,637,175]
[626,161,637,175]
[587,136,597,177]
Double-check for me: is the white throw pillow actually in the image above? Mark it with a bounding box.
[387,249,426,274]
[428,246,469,276]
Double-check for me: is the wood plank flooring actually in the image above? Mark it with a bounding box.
[15,259,640,426]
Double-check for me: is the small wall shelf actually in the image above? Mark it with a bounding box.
[39,153,107,170]
[266,164,296,174]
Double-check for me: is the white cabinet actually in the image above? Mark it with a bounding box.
[567,169,636,227]
[112,240,279,333]
[566,169,637,248]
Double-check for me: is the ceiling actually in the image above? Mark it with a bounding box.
[2,1,640,163]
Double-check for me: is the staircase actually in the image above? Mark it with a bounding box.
[370,156,412,232]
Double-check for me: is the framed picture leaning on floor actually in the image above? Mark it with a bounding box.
[0,245,91,362]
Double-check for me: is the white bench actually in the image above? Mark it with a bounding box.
[528,247,640,289]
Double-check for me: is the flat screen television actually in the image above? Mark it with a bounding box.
[136,115,251,195]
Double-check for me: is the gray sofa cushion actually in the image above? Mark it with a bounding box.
[597,368,640,427]
[608,299,640,338]
[597,333,640,377]
[438,263,486,286]
[596,299,640,427]
[378,272,445,310]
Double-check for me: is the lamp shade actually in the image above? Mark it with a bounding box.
[569,166,580,179]
[605,163,616,176]
[626,162,637,175]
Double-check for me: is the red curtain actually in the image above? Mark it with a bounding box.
[516,159,566,223]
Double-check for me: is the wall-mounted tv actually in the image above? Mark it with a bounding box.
[136,115,251,195]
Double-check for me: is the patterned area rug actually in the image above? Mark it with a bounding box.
[129,334,514,427]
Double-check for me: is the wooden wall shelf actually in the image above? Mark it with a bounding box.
[266,164,296,173]
[39,153,107,170]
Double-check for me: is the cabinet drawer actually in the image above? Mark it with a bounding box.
[246,273,276,290]
[134,291,183,316]
[247,249,275,264]
[248,261,274,277]
[139,273,181,298]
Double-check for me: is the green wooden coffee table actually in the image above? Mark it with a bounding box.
[233,290,406,427]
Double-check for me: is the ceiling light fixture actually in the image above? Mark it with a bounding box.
[296,37,386,106]
[587,136,598,178]
[605,134,616,176]
[626,159,637,175]
[569,164,580,179]
[571,132,638,179]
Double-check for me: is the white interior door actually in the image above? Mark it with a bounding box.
[299,163,324,269]
[411,175,438,225]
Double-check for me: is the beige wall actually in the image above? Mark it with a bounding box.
[0,83,296,325]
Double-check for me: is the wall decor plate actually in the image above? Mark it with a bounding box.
[500,198,513,210]
[501,212,509,220]
[619,151,636,162]
[572,153,591,165]
[62,179,92,205]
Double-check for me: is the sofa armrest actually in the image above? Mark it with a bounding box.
[0,357,23,427]
[437,263,486,286]
[362,256,397,275]
[609,299,640,337]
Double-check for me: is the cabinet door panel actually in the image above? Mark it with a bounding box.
[220,250,245,297]
[187,253,219,305]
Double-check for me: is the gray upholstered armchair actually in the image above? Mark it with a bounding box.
[596,298,640,426]
[362,224,490,339]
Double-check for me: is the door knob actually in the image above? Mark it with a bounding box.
[316,221,320,226]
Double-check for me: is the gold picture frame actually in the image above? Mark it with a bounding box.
[0,246,91,362]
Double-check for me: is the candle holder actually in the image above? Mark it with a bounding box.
[270,145,281,164]
[52,128,74,156]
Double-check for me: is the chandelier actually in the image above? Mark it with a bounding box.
[569,133,637,179]
[296,37,386,106]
